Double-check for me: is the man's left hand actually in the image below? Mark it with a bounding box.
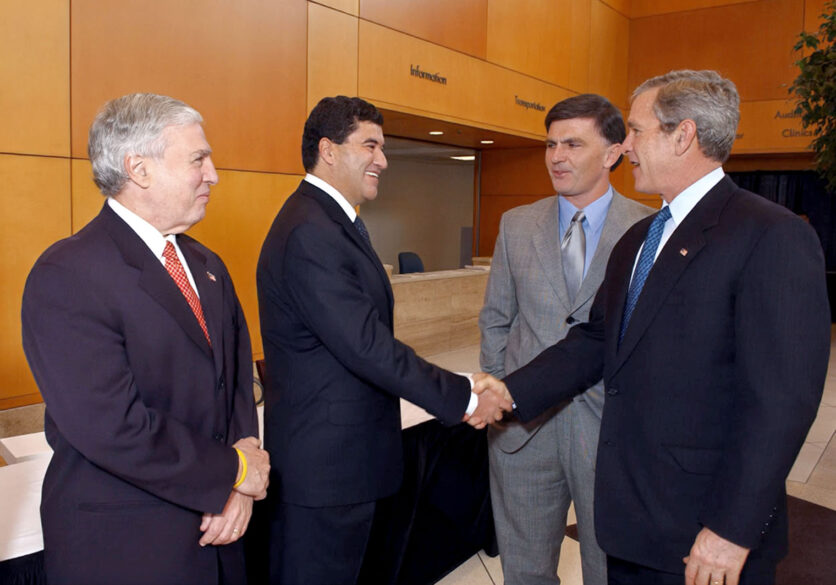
[684,526,750,585]
[199,490,253,546]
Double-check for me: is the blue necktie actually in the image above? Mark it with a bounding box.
[354,216,372,247]
[619,206,672,343]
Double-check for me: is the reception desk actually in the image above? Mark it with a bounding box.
[391,267,489,357]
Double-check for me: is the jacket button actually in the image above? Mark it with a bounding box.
[566,316,576,324]
[213,433,224,441]
[218,379,225,391]
[607,388,619,396]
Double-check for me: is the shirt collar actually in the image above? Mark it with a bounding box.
[665,167,725,226]
[558,185,614,234]
[107,197,175,260]
[305,173,357,221]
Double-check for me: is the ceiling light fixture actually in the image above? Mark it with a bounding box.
[450,155,476,161]
[480,140,494,144]
[428,131,444,135]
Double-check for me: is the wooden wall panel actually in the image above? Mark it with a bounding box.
[308,3,359,111]
[0,155,71,409]
[629,0,804,103]
[360,0,487,58]
[600,0,631,16]
[311,0,359,15]
[733,99,815,154]
[71,159,103,233]
[631,0,753,18]
[187,171,303,358]
[589,1,631,108]
[71,0,307,175]
[805,0,831,31]
[0,0,69,157]
[481,147,552,196]
[359,21,574,139]
[479,146,552,255]
[478,194,546,255]
[486,0,590,91]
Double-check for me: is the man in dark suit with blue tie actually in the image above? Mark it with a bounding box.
[22,93,269,585]
[256,96,511,585]
[474,70,830,585]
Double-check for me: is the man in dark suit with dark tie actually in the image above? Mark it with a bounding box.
[256,96,511,585]
[474,70,830,585]
[22,93,269,585]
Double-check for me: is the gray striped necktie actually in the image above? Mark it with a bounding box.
[561,210,586,303]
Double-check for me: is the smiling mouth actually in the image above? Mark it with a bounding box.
[365,171,380,179]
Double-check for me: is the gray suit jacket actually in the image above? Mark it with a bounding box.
[479,191,652,452]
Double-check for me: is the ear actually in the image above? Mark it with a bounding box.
[602,142,622,170]
[673,119,698,156]
[125,153,152,189]
[318,137,335,166]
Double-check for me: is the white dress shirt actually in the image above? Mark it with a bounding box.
[631,167,725,279]
[107,197,200,296]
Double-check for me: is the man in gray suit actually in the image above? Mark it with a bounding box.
[479,94,652,585]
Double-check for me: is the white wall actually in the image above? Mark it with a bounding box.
[361,157,475,273]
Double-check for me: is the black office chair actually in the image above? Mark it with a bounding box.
[398,251,425,274]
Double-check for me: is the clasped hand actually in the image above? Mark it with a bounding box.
[465,373,514,429]
[232,436,270,500]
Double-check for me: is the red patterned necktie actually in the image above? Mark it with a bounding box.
[162,241,211,345]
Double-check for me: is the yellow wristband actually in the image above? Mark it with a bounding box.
[233,447,247,489]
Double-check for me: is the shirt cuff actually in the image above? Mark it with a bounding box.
[465,374,478,416]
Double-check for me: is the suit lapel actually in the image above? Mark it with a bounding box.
[611,178,734,374]
[181,237,223,373]
[574,192,629,309]
[301,181,394,310]
[532,197,573,313]
[101,204,214,358]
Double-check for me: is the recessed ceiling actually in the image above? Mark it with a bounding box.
[379,108,542,150]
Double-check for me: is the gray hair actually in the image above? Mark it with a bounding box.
[632,70,740,163]
[88,93,203,196]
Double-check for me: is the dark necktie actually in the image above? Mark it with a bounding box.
[354,216,372,247]
[163,241,211,345]
[561,210,586,304]
[619,206,672,343]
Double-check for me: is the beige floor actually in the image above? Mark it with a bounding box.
[425,332,836,585]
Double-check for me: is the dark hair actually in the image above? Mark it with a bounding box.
[301,96,384,171]
[544,94,626,171]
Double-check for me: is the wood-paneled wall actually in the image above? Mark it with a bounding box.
[0,0,822,408]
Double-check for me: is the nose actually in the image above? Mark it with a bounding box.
[376,148,388,170]
[550,144,567,163]
[204,156,219,185]
[622,132,635,154]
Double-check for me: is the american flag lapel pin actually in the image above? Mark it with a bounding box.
[206,271,217,282]
[680,248,688,257]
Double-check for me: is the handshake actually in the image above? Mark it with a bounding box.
[464,373,514,430]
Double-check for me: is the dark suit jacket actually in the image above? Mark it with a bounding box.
[256,179,470,507]
[505,176,830,573]
[21,204,257,585]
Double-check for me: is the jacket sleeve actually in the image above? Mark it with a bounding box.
[504,284,606,423]
[478,214,516,379]
[699,216,829,548]
[275,222,470,425]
